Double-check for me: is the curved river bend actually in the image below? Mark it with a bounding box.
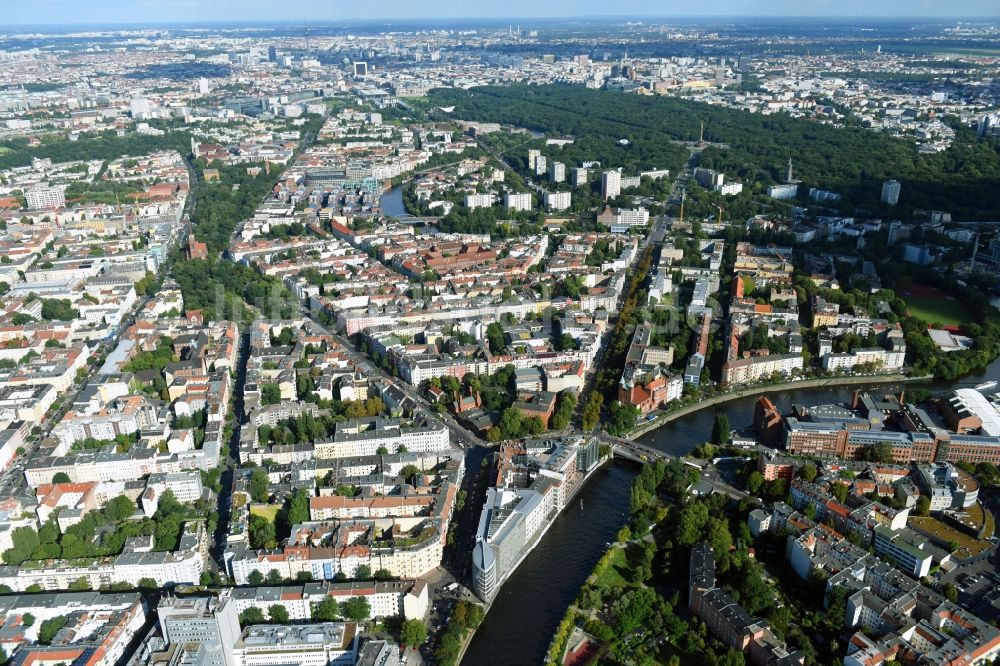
[462,359,1000,665]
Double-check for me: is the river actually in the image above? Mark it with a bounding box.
[380,185,409,218]
[462,356,1000,665]
[460,463,634,666]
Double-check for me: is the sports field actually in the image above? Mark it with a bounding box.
[903,285,972,326]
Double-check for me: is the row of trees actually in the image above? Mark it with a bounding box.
[433,600,485,666]
[581,245,655,432]
[237,596,371,625]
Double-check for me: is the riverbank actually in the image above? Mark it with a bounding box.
[458,462,634,665]
[451,455,612,664]
[626,373,929,440]
[470,354,1000,664]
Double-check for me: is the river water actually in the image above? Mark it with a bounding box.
[462,356,1000,665]
[380,185,409,218]
[461,463,634,666]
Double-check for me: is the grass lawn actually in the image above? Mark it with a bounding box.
[250,505,279,523]
[909,516,991,558]
[904,295,972,327]
[594,546,637,589]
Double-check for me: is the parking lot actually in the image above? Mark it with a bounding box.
[939,550,1000,622]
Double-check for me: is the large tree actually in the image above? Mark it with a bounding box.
[401,619,428,647]
[268,605,289,623]
[340,596,370,621]
[711,412,730,446]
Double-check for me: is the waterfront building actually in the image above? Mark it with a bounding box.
[472,487,546,601]
[471,437,601,601]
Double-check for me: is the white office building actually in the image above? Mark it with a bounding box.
[872,525,932,578]
[471,487,546,601]
[233,623,358,666]
[158,594,242,666]
[767,183,799,200]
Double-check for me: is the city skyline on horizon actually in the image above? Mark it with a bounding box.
[5,0,1000,27]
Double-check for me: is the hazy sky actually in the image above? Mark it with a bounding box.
[6,0,999,26]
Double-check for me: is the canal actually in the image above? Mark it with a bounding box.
[462,356,1000,664]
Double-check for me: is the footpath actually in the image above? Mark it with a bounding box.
[626,373,929,440]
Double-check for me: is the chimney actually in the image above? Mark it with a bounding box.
[851,390,860,411]
[898,391,905,406]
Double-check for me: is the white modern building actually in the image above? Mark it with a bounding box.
[504,192,533,212]
[471,487,546,602]
[544,191,572,212]
[601,170,621,200]
[233,623,358,666]
[25,187,66,210]
[159,594,242,666]
[464,193,495,210]
[872,525,933,578]
[881,179,901,206]
[767,183,799,200]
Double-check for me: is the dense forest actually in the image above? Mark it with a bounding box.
[165,159,299,324]
[173,114,323,322]
[188,159,279,256]
[426,85,1000,220]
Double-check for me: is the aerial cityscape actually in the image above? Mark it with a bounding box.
[0,4,999,666]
